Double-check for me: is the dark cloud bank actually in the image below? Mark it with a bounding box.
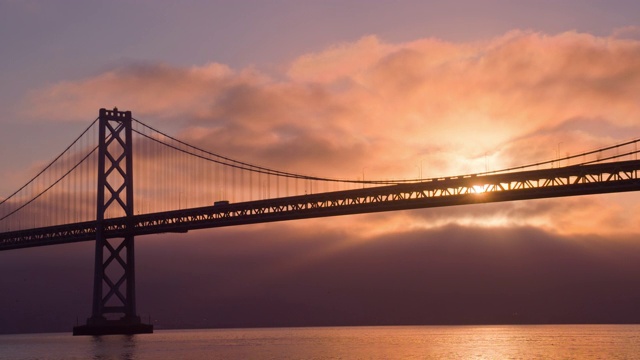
[2,217,640,334]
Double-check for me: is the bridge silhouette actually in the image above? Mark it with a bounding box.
[1,108,640,335]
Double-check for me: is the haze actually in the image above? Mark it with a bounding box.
[1,0,640,334]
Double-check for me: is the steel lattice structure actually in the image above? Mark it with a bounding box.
[2,108,640,335]
[72,109,151,335]
[2,158,639,251]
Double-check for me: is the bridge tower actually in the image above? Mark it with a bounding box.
[73,108,153,335]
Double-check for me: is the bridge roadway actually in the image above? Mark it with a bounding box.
[2,159,640,251]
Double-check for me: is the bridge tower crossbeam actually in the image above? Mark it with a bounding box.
[73,108,152,336]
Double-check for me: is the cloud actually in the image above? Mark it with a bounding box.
[611,26,640,41]
[286,35,394,83]
[25,62,238,122]
[17,30,640,236]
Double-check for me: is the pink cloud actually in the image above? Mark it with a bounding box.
[18,30,640,236]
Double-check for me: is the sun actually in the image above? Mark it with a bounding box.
[472,185,488,194]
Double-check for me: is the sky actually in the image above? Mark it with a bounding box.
[2,0,640,334]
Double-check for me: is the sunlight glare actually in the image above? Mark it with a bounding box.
[472,185,488,194]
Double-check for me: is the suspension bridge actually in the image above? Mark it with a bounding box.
[1,108,640,335]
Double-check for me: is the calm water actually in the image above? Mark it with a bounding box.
[2,325,640,359]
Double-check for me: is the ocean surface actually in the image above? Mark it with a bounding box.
[2,325,640,359]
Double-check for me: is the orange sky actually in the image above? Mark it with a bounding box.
[3,2,640,333]
[16,30,640,237]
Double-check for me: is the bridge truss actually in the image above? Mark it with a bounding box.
[1,108,640,335]
[2,159,639,250]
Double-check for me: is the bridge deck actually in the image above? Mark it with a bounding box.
[2,159,640,250]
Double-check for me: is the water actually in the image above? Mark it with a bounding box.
[2,325,640,359]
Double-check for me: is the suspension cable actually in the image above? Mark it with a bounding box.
[0,144,100,222]
[133,119,416,185]
[133,117,640,184]
[0,118,99,205]
[476,137,640,176]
